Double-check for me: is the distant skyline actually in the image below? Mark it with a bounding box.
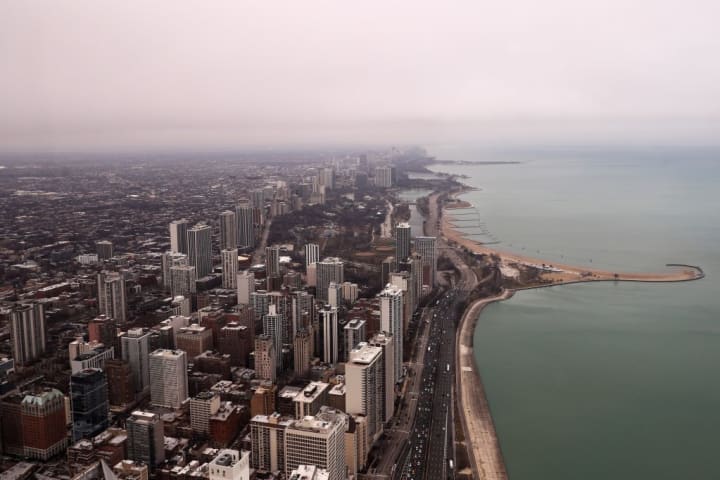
[2,0,719,152]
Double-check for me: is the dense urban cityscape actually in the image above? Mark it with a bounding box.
[0,149,504,480]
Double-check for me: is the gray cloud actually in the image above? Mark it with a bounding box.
[1,0,719,152]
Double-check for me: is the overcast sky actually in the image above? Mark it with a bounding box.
[1,0,719,152]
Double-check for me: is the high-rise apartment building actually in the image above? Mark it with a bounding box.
[293,328,312,378]
[236,202,255,248]
[189,391,221,435]
[344,319,366,362]
[284,409,346,480]
[187,223,213,278]
[149,349,188,409]
[316,258,344,303]
[70,368,109,441]
[219,210,238,250]
[222,248,239,289]
[162,251,188,290]
[237,270,255,305]
[254,335,276,383]
[126,411,165,466]
[368,332,396,423]
[97,271,127,323]
[327,282,342,308]
[11,302,46,366]
[374,166,394,188]
[394,222,411,263]
[263,305,283,372]
[88,314,117,353]
[305,243,320,267]
[265,245,280,277]
[169,219,189,254]
[250,413,291,474]
[414,236,437,288]
[379,285,404,381]
[95,240,114,260]
[346,343,383,440]
[121,328,151,395]
[105,359,135,410]
[320,305,339,365]
[170,264,197,298]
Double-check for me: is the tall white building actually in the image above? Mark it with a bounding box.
[316,258,344,303]
[221,248,239,289]
[236,202,255,248]
[97,271,127,323]
[250,413,291,474]
[187,224,213,278]
[414,236,437,288]
[395,222,411,263]
[10,302,46,366]
[170,265,197,298]
[169,219,189,254]
[149,349,188,409]
[374,166,393,188]
[319,305,339,365]
[341,282,359,304]
[209,449,250,480]
[369,332,396,423]
[189,391,221,435]
[327,282,342,308]
[346,343,383,440]
[254,335,276,383]
[237,271,255,305]
[285,409,346,480]
[121,328,151,395]
[305,243,320,267]
[219,210,238,251]
[344,319,366,361]
[379,285,404,381]
[162,251,187,290]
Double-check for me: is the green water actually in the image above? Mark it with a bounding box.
[428,148,720,479]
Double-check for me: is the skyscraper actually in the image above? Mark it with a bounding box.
[262,305,283,372]
[221,248,239,289]
[265,245,280,277]
[374,165,393,188]
[187,223,213,278]
[294,328,312,378]
[70,368,109,441]
[414,236,437,288]
[292,290,315,337]
[305,243,320,267]
[346,343,383,440]
[169,219,189,254]
[162,251,188,291]
[320,305,339,365]
[344,318,366,361]
[395,222,411,263]
[379,285,404,380]
[170,264,197,298]
[368,332,396,423]
[95,240,114,260]
[121,328,151,396]
[236,202,255,248]
[237,270,255,305]
[250,413,290,474]
[316,258,344,303]
[219,210,238,250]
[327,281,342,308]
[254,335,276,382]
[284,409,346,480]
[149,349,188,409]
[97,271,127,323]
[126,411,165,466]
[10,302,46,366]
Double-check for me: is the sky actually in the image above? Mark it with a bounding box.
[1,0,719,152]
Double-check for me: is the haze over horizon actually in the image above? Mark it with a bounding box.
[2,0,719,153]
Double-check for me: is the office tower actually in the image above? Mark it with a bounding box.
[250,413,290,473]
[162,251,188,290]
[187,223,213,278]
[293,382,330,419]
[237,271,255,305]
[395,222,411,263]
[70,368,109,441]
[265,245,280,277]
[292,290,315,336]
[316,258,344,303]
[344,319,366,361]
[88,314,116,350]
[0,388,68,460]
[222,248,239,289]
[414,236,437,288]
[369,332,396,423]
[219,210,238,250]
[236,202,255,248]
[169,219,189,254]
[175,325,213,359]
[341,282,359,304]
[219,323,251,367]
[189,391,221,435]
[319,305,339,365]
[328,282,342,308]
[126,411,165,466]
[294,328,312,377]
[95,240,114,260]
[149,349,188,409]
[121,328,151,395]
[284,410,346,480]
[263,305,283,371]
[374,165,393,188]
[10,302,46,366]
[209,449,250,480]
[379,285,404,381]
[254,335,276,382]
[104,359,134,410]
[346,343,383,440]
[170,264,197,298]
[305,243,320,267]
[97,271,127,323]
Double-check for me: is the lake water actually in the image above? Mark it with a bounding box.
[427,147,720,480]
